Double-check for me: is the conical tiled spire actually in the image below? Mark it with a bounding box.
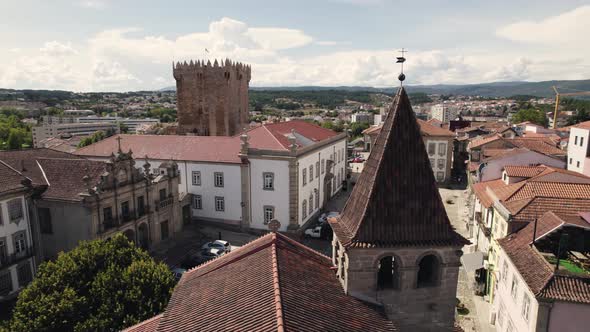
[330,87,468,248]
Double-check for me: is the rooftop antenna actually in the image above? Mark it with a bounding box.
[396,48,407,86]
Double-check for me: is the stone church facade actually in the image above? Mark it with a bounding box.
[173,59,250,136]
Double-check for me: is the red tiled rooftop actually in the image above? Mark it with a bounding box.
[123,314,163,332]
[503,165,547,178]
[0,161,29,194]
[151,232,396,332]
[498,211,590,304]
[76,134,243,163]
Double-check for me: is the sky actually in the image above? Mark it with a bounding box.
[0,0,589,92]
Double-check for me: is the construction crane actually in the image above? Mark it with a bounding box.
[552,86,590,129]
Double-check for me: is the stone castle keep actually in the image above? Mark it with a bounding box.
[173,59,251,136]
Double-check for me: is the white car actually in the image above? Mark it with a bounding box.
[318,212,339,224]
[201,247,226,258]
[201,240,231,252]
[304,226,323,239]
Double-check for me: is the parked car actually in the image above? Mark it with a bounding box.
[304,226,322,239]
[180,253,208,269]
[201,247,226,259]
[201,240,232,252]
[171,267,187,281]
[352,157,365,163]
[318,211,339,224]
[304,224,333,240]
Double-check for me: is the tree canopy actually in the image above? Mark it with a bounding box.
[511,108,548,127]
[9,234,174,332]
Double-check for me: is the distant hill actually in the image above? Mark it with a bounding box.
[161,79,590,98]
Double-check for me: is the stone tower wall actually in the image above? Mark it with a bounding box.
[173,59,251,136]
[333,239,462,332]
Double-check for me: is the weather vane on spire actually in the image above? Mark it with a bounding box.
[396,48,407,86]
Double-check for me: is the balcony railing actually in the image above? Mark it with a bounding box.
[0,247,34,268]
[156,197,174,211]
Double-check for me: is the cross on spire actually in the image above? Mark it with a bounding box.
[116,135,123,152]
[396,48,407,85]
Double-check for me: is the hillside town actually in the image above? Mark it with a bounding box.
[2,2,590,331]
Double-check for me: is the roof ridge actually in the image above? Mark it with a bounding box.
[339,88,405,240]
[263,124,289,150]
[271,236,285,332]
[36,160,51,188]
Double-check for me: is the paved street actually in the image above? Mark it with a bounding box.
[441,186,495,332]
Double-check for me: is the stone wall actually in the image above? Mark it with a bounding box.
[173,59,250,136]
[333,239,463,332]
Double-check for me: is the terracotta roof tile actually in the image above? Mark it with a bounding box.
[362,120,454,138]
[472,179,507,208]
[35,158,106,201]
[503,165,547,178]
[0,149,79,185]
[123,314,163,332]
[498,211,590,303]
[0,161,29,194]
[76,134,243,163]
[330,88,468,248]
[154,232,395,331]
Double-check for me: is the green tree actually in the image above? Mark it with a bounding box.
[349,122,370,137]
[10,234,174,332]
[512,108,548,127]
[6,130,24,150]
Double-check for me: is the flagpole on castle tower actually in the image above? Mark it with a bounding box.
[396,48,407,86]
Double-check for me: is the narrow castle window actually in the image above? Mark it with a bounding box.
[377,256,399,289]
[417,254,440,288]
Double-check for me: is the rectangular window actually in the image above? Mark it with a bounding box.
[192,171,201,186]
[510,274,519,300]
[215,196,225,212]
[315,162,319,178]
[263,172,274,190]
[436,172,445,181]
[0,204,3,225]
[429,158,435,166]
[522,294,531,321]
[121,201,130,221]
[0,272,12,296]
[13,231,27,254]
[264,206,275,224]
[309,165,313,180]
[214,172,224,187]
[17,262,33,286]
[302,168,307,186]
[103,207,113,224]
[194,195,202,209]
[437,159,445,169]
[0,237,7,263]
[575,136,578,145]
[438,143,446,156]
[315,189,319,209]
[577,161,581,168]
[38,208,53,234]
[159,189,167,201]
[137,196,145,216]
[302,200,307,219]
[160,220,169,240]
[7,198,23,222]
[582,137,585,146]
[428,142,436,155]
[570,157,573,164]
[502,261,508,282]
[321,159,325,174]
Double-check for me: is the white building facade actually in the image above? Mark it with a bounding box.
[0,177,36,302]
[76,121,347,232]
[567,124,590,176]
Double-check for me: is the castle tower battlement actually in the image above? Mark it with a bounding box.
[173,59,251,136]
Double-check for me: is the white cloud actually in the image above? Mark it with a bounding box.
[40,41,78,56]
[76,0,108,10]
[0,13,588,92]
[497,5,590,46]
